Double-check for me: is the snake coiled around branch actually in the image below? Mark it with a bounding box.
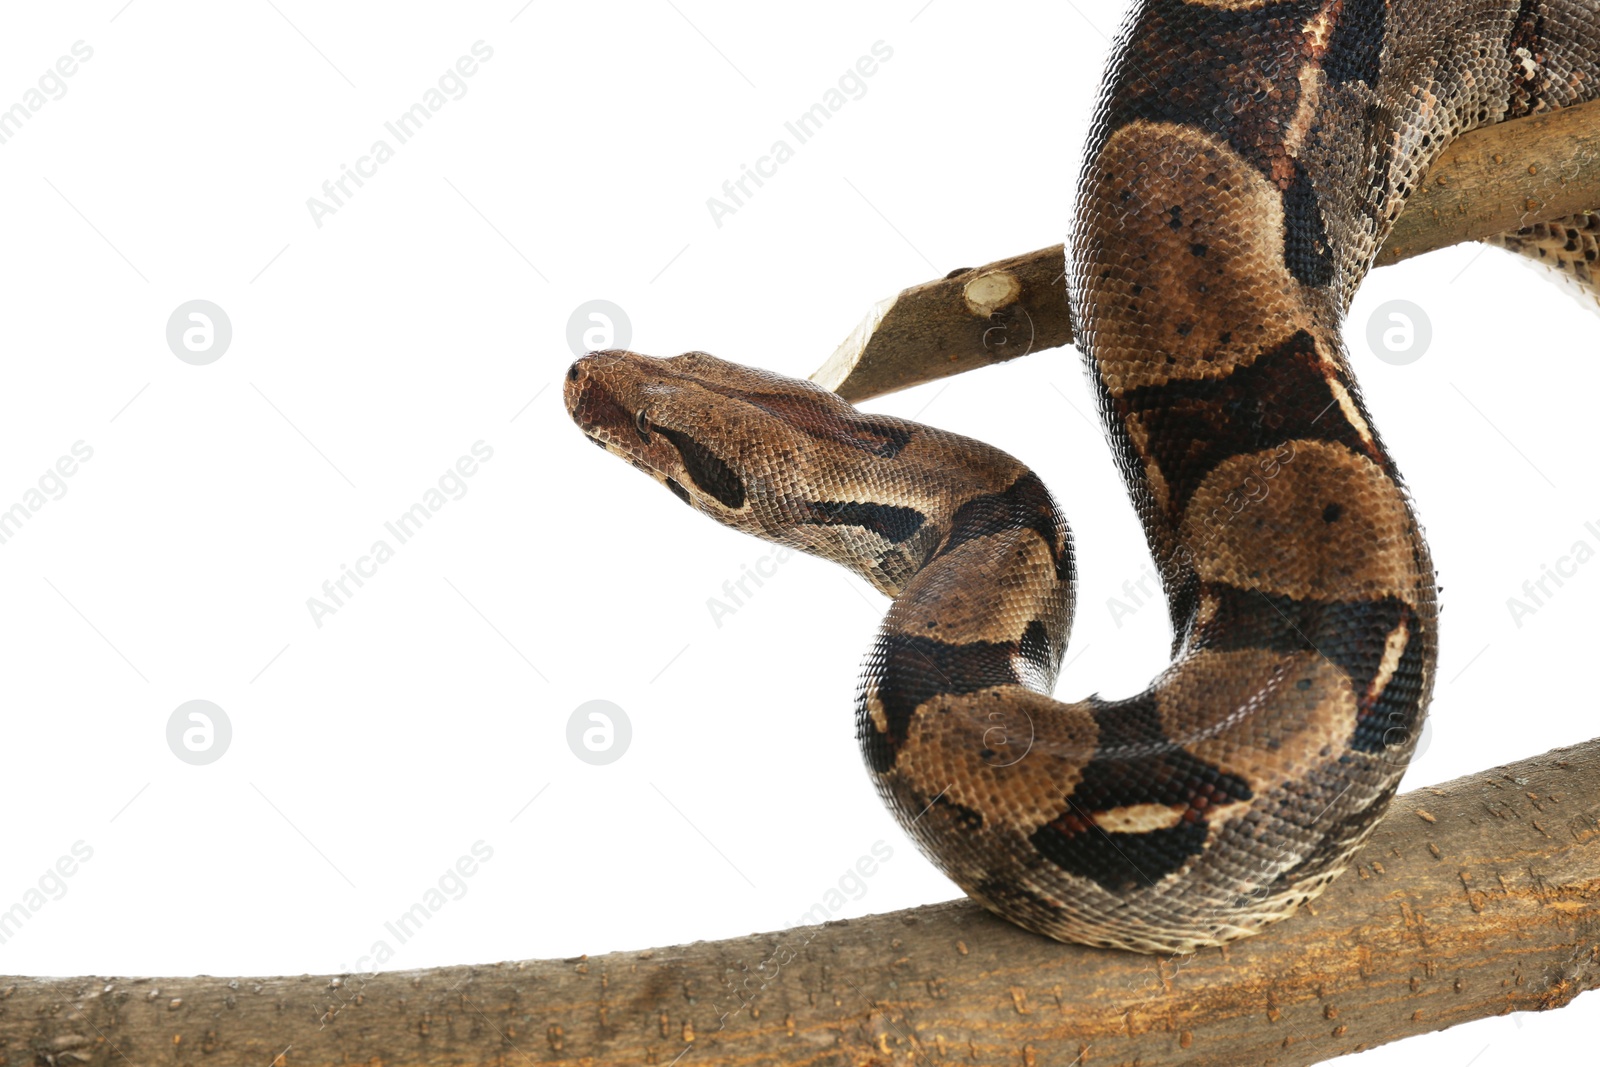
[566,0,1599,952]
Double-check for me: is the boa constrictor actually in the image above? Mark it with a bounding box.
[566,0,1600,953]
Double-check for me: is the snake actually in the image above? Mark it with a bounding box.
[565,0,1600,953]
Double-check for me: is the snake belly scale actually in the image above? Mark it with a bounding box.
[566,0,1599,953]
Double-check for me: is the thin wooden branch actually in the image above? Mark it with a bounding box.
[4,739,1597,1067]
[812,97,1600,403]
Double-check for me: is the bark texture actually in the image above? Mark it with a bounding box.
[4,739,1597,1067]
[812,98,1600,403]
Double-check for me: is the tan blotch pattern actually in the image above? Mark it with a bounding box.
[1075,120,1328,395]
[1182,441,1423,603]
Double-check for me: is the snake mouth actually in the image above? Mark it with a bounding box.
[567,350,745,510]
[580,420,742,510]
[565,353,643,446]
[568,378,645,467]
[579,425,664,477]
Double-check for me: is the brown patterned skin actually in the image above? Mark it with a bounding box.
[1487,211,1600,308]
[567,0,1599,953]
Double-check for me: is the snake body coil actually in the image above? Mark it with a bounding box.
[567,0,1599,952]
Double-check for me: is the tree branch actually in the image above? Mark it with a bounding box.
[811,98,1600,403]
[5,739,1597,1067]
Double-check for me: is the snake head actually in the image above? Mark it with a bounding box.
[564,349,930,573]
[564,349,784,521]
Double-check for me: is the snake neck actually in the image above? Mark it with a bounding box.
[855,479,1076,775]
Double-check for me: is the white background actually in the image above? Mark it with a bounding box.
[0,1,1595,1063]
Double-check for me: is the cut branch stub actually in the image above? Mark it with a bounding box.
[809,247,1073,402]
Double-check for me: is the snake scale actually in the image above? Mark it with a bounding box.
[567,0,1600,952]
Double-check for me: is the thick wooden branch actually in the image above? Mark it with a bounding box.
[812,98,1600,403]
[4,739,1597,1067]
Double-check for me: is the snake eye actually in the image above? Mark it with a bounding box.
[633,409,652,442]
